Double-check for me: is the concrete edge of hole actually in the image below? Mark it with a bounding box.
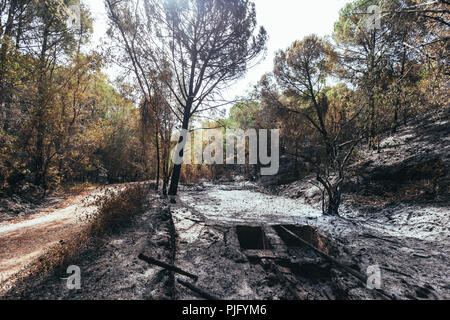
[272,224,339,258]
[225,225,241,248]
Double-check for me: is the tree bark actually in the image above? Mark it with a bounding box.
[162,140,169,196]
[168,100,192,196]
[155,128,160,191]
[317,174,341,216]
[34,23,50,187]
[0,0,18,131]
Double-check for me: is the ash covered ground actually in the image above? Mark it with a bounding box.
[1,111,449,300]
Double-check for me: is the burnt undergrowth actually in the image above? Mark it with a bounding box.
[1,184,149,299]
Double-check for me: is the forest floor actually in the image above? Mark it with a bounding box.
[0,111,448,300]
[3,178,447,300]
[170,181,449,300]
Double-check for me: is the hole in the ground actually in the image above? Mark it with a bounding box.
[236,226,272,250]
[273,225,336,255]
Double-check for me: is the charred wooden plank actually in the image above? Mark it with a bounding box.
[279,226,393,300]
[138,253,198,281]
[177,279,221,300]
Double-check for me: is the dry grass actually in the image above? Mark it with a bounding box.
[38,184,147,272]
[180,165,212,184]
[89,184,147,236]
[2,184,148,297]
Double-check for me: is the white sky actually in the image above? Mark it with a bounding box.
[83,0,352,104]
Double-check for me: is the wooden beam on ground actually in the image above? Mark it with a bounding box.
[138,253,198,281]
[177,279,221,300]
[279,226,393,300]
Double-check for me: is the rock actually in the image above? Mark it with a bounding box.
[304,185,321,201]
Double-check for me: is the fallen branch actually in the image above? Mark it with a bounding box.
[177,279,221,300]
[279,226,393,300]
[362,233,400,245]
[381,266,413,278]
[138,254,198,281]
[280,227,365,280]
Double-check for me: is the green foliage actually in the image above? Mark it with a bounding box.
[228,101,262,129]
[1,0,446,199]
[0,1,150,193]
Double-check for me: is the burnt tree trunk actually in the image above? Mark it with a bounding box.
[317,175,342,216]
[168,99,192,196]
[155,128,160,191]
[0,0,18,131]
[162,140,170,196]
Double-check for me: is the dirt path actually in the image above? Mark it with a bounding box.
[0,188,108,294]
[2,193,177,300]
